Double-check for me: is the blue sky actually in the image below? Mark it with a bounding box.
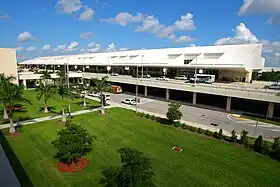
[0,0,280,66]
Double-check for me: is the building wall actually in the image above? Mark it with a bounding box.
[218,70,247,82]
[0,48,18,84]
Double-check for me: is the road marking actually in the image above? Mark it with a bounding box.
[227,114,255,124]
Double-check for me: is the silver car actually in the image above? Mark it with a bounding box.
[264,83,280,90]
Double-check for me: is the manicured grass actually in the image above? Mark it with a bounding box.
[241,115,280,126]
[2,108,280,187]
[0,90,100,124]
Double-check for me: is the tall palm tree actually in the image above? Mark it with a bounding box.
[0,74,16,120]
[72,82,88,107]
[36,81,56,113]
[1,83,31,134]
[57,83,69,122]
[90,76,111,114]
[40,69,52,85]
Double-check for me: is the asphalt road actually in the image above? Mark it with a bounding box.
[110,93,280,140]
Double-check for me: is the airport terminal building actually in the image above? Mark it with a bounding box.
[19,44,265,83]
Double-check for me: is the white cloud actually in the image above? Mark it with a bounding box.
[238,0,280,15]
[88,44,100,53]
[41,44,51,50]
[119,48,129,51]
[79,7,94,21]
[26,46,37,52]
[174,13,195,30]
[266,15,280,24]
[106,42,117,51]
[17,32,33,43]
[214,23,258,45]
[101,12,144,26]
[275,52,280,57]
[0,14,12,20]
[56,0,82,14]
[16,46,24,52]
[189,44,196,47]
[53,44,66,51]
[81,43,101,53]
[136,16,165,33]
[80,32,94,39]
[88,42,96,48]
[65,41,79,51]
[175,36,193,43]
[261,40,280,53]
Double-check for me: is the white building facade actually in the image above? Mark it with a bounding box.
[19,44,264,83]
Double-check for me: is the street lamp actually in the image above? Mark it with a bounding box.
[135,65,139,113]
[107,65,111,75]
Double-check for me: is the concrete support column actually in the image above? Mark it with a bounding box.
[144,86,148,96]
[166,89,170,101]
[226,96,232,111]
[245,71,253,83]
[22,79,27,90]
[267,102,275,119]
[192,92,197,105]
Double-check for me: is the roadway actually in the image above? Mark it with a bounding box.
[109,93,280,140]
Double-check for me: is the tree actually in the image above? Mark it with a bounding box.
[231,130,238,142]
[72,82,88,107]
[36,81,56,113]
[166,101,183,123]
[254,135,264,153]
[240,130,249,145]
[1,83,31,133]
[40,69,52,84]
[90,76,111,114]
[51,121,95,164]
[56,83,70,122]
[0,74,16,120]
[100,147,156,187]
[272,137,280,160]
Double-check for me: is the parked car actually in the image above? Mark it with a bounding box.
[88,92,100,97]
[110,72,119,76]
[264,83,280,90]
[174,75,188,80]
[100,93,111,101]
[143,74,151,78]
[156,76,169,81]
[121,98,137,105]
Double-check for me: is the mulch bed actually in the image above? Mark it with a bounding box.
[58,158,91,172]
[8,132,21,137]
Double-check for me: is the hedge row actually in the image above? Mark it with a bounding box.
[136,112,280,162]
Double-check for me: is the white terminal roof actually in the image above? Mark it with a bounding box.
[19,44,265,71]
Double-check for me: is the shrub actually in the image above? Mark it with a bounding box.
[190,126,197,132]
[217,129,223,139]
[231,130,238,142]
[145,113,151,119]
[182,124,188,130]
[151,115,156,120]
[272,137,280,160]
[174,121,183,128]
[240,130,249,145]
[166,101,183,123]
[197,128,203,134]
[204,129,213,136]
[51,121,95,164]
[139,112,145,117]
[254,135,264,153]
[263,141,270,155]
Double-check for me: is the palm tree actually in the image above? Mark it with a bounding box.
[57,83,69,122]
[72,82,88,107]
[0,74,16,120]
[90,76,111,114]
[1,83,31,134]
[40,69,52,85]
[36,81,56,113]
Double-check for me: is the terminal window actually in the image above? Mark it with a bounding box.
[184,59,193,64]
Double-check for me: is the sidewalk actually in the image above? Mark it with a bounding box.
[0,105,113,130]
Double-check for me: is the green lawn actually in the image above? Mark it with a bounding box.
[0,90,100,124]
[2,108,280,187]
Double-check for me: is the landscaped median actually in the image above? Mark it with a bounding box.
[1,108,280,187]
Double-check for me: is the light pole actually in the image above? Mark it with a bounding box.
[141,55,144,78]
[135,65,139,113]
[194,57,198,85]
